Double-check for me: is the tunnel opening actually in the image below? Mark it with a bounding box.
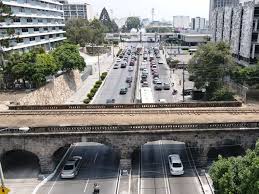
[207,144,245,165]
[1,150,40,179]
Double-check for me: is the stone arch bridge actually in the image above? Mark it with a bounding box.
[0,122,258,173]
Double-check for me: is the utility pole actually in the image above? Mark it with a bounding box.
[182,64,185,102]
[97,48,101,81]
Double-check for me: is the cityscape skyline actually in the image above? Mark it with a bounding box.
[70,0,210,20]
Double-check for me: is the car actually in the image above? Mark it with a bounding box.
[126,76,133,83]
[142,69,148,75]
[151,65,157,70]
[141,74,148,79]
[120,88,128,95]
[119,55,124,59]
[153,77,160,84]
[153,73,159,78]
[116,58,121,62]
[168,154,184,175]
[154,81,163,90]
[113,64,119,69]
[61,156,82,179]
[163,83,170,90]
[121,62,127,68]
[159,99,167,103]
[130,61,135,66]
[158,60,163,64]
[142,81,149,87]
[128,66,134,72]
[106,99,115,104]
[152,69,158,75]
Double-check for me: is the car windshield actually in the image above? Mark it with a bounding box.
[63,164,74,170]
[172,163,182,168]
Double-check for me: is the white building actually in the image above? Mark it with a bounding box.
[0,0,66,52]
[191,17,206,31]
[173,16,190,29]
[59,0,89,21]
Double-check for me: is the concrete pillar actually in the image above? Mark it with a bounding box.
[252,44,256,59]
[39,155,55,174]
[120,159,132,170]
[198,147,210,167]
[119,147,133,170]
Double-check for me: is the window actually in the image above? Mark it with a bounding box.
[40,35,45,39]
[49,34,53,38]
[44,27,48,31]
[34,28,39,32]
[13,18,20,22]
[27,18,33,23]
[16,38,23,43]
[22,28,28,32]
[38,19,43,23]
[59,27,63,30]
[30,37,35,41]
[52,27,55,30]
[19,8,25,13]
[56,34,60,37]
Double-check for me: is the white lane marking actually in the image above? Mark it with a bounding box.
[128,169,132,194]
[83,179,89,193]
[138,145,142,194]
[93,152,99,164]
[114,167,121,194]
[159,140,171,194]
[47,143,78,194]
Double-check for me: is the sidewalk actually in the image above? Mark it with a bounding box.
[65,50,118,104]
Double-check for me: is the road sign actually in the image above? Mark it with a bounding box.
[0,186,10,194]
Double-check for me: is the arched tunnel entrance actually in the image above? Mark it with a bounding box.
[207,144,246,165]
[1,150,40,179]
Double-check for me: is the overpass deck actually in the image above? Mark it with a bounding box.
[0,108,259,128]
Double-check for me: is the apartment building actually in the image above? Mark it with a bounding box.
[59,0,88,21]
[0,0,66,52]
[191,17,206,31]
[211,1,259,66]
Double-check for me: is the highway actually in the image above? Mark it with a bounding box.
[37,143,120,194]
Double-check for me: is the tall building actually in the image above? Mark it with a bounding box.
[0,0,66,52]
[59,0,89,21]
[173,16,190,29]
[211,1,259,66]
[191,17,206,31]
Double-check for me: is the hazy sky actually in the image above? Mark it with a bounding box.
[84,0,210,20]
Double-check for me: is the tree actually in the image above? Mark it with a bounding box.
[125,17,141,32]
[188,42,234,99]
[52,43,85,71]
[209,141,259,194]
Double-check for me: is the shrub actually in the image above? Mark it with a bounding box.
[87,93,93,100]
[94,84,101,89]
[90,88,98,94]
[101,72,108,80]
[95,80,102,85]
[83,98,91,104]
[210,87,235,101]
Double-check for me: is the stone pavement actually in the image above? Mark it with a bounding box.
[65,48,119,104]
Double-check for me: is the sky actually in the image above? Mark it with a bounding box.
[70,0,210,20]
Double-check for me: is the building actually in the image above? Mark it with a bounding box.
[179,33,211,46]
[59,0,89,21]
[173,16,190,29]
[191,17,206,31]
[211,1,259,66]
[0,0,66,52]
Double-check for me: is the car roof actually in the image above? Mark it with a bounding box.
[169,154,182,162]
[65,160,76,165]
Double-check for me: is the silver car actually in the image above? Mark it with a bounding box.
[61,156,82,179]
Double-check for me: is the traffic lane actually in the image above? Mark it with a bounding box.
[161,142,203,194]
[141,142,167,194]
[37,144,120,194]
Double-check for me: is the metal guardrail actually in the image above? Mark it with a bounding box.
[1,122,258,134]
[9,101,242,110]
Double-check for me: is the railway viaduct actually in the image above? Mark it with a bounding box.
[0,122,259,173]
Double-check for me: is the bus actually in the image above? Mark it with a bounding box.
[140,87,154,103]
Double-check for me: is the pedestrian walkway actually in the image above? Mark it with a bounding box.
[65,49,118,104]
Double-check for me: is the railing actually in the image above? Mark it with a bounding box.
[9,101,242,110]
[1,122,258,134]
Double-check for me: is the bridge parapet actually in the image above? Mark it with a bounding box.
[8,101,242,110]
[1,122,258,134]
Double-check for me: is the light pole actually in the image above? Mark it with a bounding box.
[182,62,185,102]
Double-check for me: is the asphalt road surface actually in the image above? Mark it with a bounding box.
[132,141,203,194]
[37,143,120,194]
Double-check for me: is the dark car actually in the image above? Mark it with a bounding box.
[121,62,127,68]
[130,61,135,66]
[120,88,128,95]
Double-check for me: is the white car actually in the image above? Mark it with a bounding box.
[142,68,148,75]
[168,154,184,175]
[116,58,121,62]
[61,156,82,179]
[159,99,167,103]
[128,66,134,72]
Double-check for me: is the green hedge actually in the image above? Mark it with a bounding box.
[101,72,108,80]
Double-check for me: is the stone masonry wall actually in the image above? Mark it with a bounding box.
[230,5,242,55]
[240,1,254,59]
[19,70,81,105]
[223,7,233,44]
